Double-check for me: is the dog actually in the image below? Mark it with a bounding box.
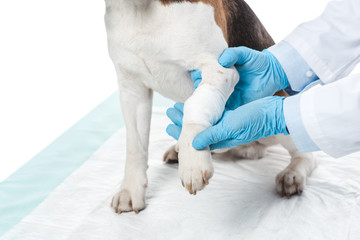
[105,0,317,214]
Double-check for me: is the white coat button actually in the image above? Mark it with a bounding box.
[306,71,314,78]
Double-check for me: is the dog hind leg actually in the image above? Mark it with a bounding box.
[275,134,317,198]
[163,145,179,164]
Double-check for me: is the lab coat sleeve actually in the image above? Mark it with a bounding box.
[284,74,360,158]
[268,41,319,92]
[272,0,360,157]
[284,0,360,84]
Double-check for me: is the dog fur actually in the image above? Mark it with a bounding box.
[105,0,317,214]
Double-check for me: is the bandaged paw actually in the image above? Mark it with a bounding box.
[183,66,239,128]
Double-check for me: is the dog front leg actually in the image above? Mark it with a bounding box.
[178,62,239,194]
[111,83,153,214]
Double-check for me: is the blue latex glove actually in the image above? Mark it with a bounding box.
[191,47,290,110]
[166,102,184,140]
[166,96,289,150]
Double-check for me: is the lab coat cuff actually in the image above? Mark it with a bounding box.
[283,93,320,152]
[268,41,319,92]
[284,26,338,84]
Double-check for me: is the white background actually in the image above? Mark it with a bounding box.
[0,0,341,181]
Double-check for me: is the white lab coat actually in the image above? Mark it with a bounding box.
[282,0,360,157]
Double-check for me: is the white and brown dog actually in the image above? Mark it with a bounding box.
[105,0,317,214]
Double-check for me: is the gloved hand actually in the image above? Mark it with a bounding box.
[166,96,289,150]
[191,47,290,110]
[166,102,184,141]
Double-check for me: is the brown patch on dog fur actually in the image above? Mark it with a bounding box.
[160,0,228,42]
[274,90,288,98]
[224,1,274,49]
[160,1,289,95]
[159,0,274,50]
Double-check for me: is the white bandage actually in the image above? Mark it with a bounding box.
[182,84,227,128]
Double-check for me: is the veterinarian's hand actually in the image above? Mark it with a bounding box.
[167,97,289,150]
[166,103,184,140]
[192,96,289,150]
[219,47,289,107]
[191,47,290,110]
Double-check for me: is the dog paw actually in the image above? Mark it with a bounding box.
[276,168,305,198]
[179,149,214,195]
[111,177,147,214]
[178,124,214,195]
[229,141,267,159]
[163,145,178,164]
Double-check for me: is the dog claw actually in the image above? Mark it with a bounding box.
[297,188,303,196]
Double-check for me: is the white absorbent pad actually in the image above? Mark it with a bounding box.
[1,109,360,240]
